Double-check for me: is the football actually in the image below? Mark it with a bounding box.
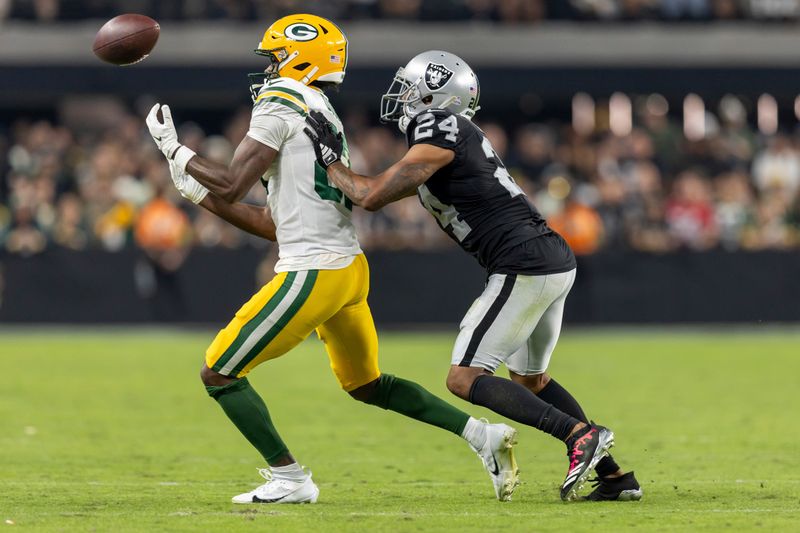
[92,14,160,66]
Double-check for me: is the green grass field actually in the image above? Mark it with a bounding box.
[1,328,799,532]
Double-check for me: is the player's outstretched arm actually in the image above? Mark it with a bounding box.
[146,103,278,240]
[187,137,278,239]
[185,136,276,203]
[327,144,452,211]
[198,195,276,241]
[303,110,453,211]
[162,155,278,241]
[146,103,276,203]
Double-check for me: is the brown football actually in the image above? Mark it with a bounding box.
[93,14,160,66]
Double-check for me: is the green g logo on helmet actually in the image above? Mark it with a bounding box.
[285,22,318,42]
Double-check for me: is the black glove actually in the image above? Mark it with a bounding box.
[303,110,343,168]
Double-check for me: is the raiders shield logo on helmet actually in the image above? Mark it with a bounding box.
[424,63,454,91]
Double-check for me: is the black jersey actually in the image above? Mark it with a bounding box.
[406,109,576,275]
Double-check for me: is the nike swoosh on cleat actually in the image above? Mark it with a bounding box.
[489,453,500,476]
[155,136,162,141]
[252,494,289,503]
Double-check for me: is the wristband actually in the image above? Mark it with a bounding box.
[190,184,209,204]
[172,145,197,171]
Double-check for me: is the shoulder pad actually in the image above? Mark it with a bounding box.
[427,108,456,117]
[406,108,455,128]
[253,80,309,117]
[406,108,461,149]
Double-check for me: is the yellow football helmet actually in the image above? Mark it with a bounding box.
[248,13,347,97]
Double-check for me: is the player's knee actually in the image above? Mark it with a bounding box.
[200,364,233,387]
[351,374,395,408]
[510,371,550,394]
[348,378,379,403]
[446,370,471,400]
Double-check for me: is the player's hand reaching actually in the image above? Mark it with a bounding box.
[303,110,343,168]
[168,159,209,204]
[146,103,180,157]
[146,103,197,170]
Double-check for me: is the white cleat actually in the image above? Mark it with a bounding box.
[471,420,520,501]
[231,468,319,504]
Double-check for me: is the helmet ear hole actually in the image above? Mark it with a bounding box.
[422,95,433,104]
[294,62,311,71]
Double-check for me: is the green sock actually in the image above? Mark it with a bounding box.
[364,374,469,435]
[206,377,290,465]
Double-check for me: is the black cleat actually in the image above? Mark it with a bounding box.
[584,472,643,501]
[560,423,615,502]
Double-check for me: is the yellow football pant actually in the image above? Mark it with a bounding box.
[205,254,380,391]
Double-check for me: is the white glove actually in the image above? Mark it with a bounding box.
[146,103,196,171]
[169,158,209,204]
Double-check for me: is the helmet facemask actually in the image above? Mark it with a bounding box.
[247,47,301,102]
[380,67,422,124]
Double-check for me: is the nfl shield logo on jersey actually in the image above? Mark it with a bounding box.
[424,63,454,91]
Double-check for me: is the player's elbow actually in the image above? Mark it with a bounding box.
[215,171,252,203]
[220,183,247,203]
[219,189,240,203]
[263,228,277,242]
[360,196,383,212]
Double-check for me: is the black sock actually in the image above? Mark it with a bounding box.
[537,379,621,477]
[595,456,621,478]
[468,375,579,441]
[537,379,588,422]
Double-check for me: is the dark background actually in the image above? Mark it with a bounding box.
[3,247,797,324]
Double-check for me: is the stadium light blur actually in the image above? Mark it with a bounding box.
[757,94,778,135]
[571,93,595,136]
[609,92,632,137]
[683,93,705,141]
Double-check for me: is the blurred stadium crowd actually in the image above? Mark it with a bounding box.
[2,0,800,22]
[2,94,799,257]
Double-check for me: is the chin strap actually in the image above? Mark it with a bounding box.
[462,105,481,120]
[300,66,320,85]
[439,95,460,110]
[398,115,410,133]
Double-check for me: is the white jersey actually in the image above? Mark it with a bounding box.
[246,77,361,272]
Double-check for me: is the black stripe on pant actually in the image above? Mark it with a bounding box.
[458,274,517,367]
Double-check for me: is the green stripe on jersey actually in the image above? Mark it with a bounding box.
[255,96,307,117]
[212,272,298,373]
[265,84,307,104]
[229,270,319,376]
